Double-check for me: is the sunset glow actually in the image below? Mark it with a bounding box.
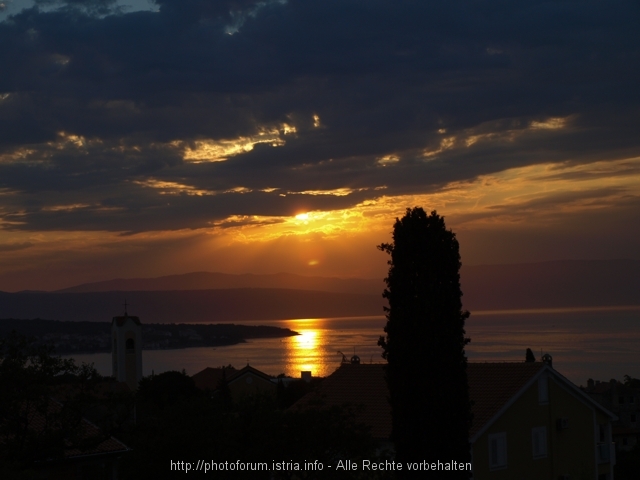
[0,1,639,292]
[2,3,640,473]
[2,155,640,291]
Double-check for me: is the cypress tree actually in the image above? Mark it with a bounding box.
[378,207,472,477]
[526,348,536,363]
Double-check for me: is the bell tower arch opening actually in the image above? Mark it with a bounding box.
[111,302,143,390]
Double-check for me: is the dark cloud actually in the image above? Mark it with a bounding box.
[0,241,33,251]
[34,0,120,15]
[1,0,640,232]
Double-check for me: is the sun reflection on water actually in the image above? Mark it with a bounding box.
[282,318,334,377]
[294,329,319,350]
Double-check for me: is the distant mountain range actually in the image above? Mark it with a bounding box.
[54,259,640,309]
[0,289,383,323]
[462,259,640,310]
[1,259,638,323]
[55,271,382,295]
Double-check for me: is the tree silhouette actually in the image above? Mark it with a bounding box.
[526,348,536,363]
[0,331,124,476]
[623,375,640,389]
[378,208,471,478]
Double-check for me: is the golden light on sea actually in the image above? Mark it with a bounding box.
[282,319,329,377]
[294,329,319,351]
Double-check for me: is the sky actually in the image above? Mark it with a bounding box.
[1,0,640,292]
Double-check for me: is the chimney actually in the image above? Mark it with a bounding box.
[587,379,595,389]
[541,353,553,367]
[301,371,312,383]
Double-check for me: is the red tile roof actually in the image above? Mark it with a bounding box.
[292,362,545,440]
[467,362,544,437]
[228,365,274,384]
[65,427,130,459]
[192,365,276,391]
[296,364,391,440]
[14,400,130,459]
[192,366,237,390]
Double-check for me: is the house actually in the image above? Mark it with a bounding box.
[582,378,640,452]
[38,414,130,480]
[192,364,276,399]
[2,399,130,480]
[191,365,237,391]
[293,357,617,479]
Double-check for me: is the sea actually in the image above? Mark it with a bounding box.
[68,306,640,386]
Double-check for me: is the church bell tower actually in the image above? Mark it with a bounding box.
[112,301,143,390]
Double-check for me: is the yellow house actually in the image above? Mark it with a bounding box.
[294,359,617,480]
[469,358,616,480]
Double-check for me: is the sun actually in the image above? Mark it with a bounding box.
[295,213,309,220]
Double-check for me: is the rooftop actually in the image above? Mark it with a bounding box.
[191,366,237,391]
[292,362,546,440]
[14,400,130,460]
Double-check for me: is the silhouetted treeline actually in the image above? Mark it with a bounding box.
[1,334,384,479]
[0,332,133,478]
[119,371,382,479]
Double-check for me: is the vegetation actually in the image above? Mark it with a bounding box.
[120,371,379,479]
[378,207,472,478]
[2,333,380,479]
[0,331,131,478]
[623,374,640,389]
[526,348,536,362]
[615,444,640,480]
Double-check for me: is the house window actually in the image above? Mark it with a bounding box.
[538,375,549,404]
[532,427,548,458]
[623,437,628,446]
[488,432,507,470]
[126,338,135,353]
[619,396,624,404]
[631,414,637,423]
[630,396,635,404]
